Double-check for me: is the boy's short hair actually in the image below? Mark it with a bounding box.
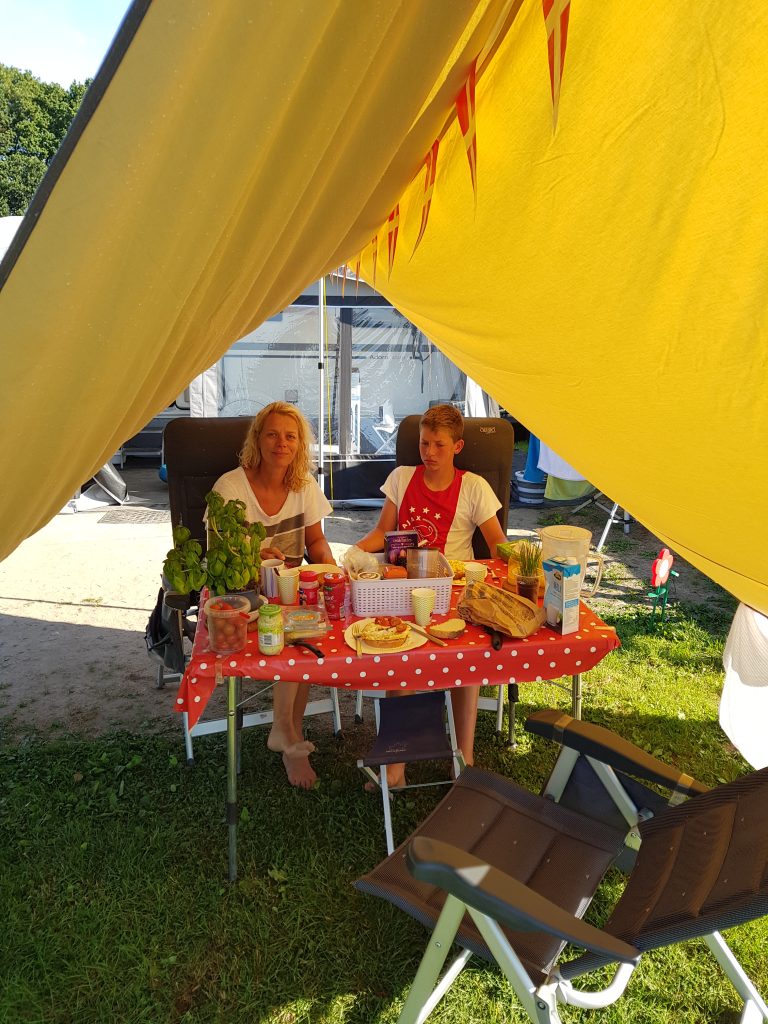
[419,403,464,442]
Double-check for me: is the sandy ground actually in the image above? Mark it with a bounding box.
[0,463,720,739]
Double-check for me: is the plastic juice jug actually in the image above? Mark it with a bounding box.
[537,525,604,595]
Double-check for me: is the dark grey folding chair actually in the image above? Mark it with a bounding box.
[160,416,341,764]
[357,690,465,855]
[356,709,768,1024]
[354,414,516,732]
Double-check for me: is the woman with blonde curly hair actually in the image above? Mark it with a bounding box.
[210,401,336,789]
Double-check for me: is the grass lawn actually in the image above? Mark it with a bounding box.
[2,597,766,1024]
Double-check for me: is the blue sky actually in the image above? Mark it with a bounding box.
[0,0,131,86]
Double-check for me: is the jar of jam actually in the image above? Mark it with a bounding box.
[299,570,319,606]
[321,572,347,620]
[257,603,284,655]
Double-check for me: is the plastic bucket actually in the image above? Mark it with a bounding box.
[514,471,546,505]
[537,525,603,595]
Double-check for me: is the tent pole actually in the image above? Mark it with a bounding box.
[317,277,326,495]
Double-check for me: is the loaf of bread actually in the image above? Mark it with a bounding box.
[361,616,411,648]
[426,618,466,640]
[457,580,546,638]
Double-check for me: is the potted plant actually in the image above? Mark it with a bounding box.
[512,539,542,603]
[162,491,266,597]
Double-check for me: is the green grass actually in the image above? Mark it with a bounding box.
[1,599,765,1023]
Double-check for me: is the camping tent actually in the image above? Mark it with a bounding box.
[0,0,766,613]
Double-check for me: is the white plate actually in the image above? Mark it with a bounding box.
[344,618,428,656]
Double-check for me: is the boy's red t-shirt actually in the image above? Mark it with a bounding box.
[397,466,465,552]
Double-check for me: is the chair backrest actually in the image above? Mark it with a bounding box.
[563,765,768,977]
[395,415,515,558]
[164,416,252,547]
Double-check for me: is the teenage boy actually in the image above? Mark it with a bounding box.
[356,404,507,785]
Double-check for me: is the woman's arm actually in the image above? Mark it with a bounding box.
[356,498,398,552]
[478,514,507,557]
[305,520,335,565]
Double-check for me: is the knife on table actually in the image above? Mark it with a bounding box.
[284,638,324,659]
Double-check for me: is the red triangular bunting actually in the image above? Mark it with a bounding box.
[412,139,439,258]
[542,0,570,128]
[386,205,399,278]
[455,60,477,202]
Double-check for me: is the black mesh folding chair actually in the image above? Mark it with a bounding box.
[160,416,341,764]
[356,709,768,1024]
[354,415,516,732]
[358,690,465,855]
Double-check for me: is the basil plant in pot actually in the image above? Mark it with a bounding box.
[162,491,267,597]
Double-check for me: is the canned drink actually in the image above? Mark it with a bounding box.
[321,572,347,620]
[384,530,419,567]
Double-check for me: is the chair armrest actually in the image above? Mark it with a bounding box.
[163,589,194,612]
[525,709,708,796]
[407,837,639,964]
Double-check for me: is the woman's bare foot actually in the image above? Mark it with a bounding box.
[267,726,314,756]
[364,763,407,792]
[282,744,317,790]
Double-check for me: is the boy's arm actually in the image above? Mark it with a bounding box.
[478,513,507,555]
[356,499,398,552]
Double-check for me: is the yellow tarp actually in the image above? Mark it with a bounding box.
[0,0,766,612]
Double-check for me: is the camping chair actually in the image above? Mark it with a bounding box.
[354,415,516,733]
[160,416,341,763]
[356,709,768,1024]
[357,690,465,855]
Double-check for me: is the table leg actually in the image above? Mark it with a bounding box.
[506,683,519,750]
[226,674,238,882]
[571,673,582,720]
[235,676,243,775]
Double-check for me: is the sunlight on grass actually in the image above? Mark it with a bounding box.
[1,599,765,1023]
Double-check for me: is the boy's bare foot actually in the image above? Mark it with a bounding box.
[282,744,317,790]
[364,763,407,792]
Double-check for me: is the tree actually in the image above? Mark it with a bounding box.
[0,64,88,216]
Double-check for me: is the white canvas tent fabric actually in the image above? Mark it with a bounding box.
[0,0,766,615]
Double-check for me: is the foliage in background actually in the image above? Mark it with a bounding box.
[0,63,87,216]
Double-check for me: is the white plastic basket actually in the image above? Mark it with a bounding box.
[350,553,453,617]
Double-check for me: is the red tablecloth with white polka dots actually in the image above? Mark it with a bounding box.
[174,563,620,730]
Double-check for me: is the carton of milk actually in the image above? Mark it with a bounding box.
[543,556,581,634]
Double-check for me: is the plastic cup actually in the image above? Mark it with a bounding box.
[277,567,300,604]
[411,587,436,626]
[204,594,250,654]
[464,562,488,584]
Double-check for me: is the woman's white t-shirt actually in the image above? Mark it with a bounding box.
[210,467,331,566]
